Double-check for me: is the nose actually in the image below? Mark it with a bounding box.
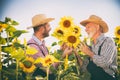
[85,28,88,32]
[49,26,51,31]
[49,27,51,30]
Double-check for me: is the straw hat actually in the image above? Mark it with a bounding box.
[27,14,54,29]
[80,15,108,33]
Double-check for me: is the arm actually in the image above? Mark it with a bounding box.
[80,38,117,68]
[60,42,73,58]
[53,44,73,68]
[28,44,44,59]
[73,49,83,67]
[92,39,117,68]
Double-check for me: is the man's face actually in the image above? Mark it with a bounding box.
[85,22,99,38]
[42,23,51,38]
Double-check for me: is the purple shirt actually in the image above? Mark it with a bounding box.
[27,35,49,59]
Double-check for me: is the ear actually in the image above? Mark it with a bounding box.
[96,24,100,31]
[38,27,44,33]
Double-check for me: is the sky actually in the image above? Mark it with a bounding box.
[0,0,120,47]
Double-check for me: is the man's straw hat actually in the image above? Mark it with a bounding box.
[27,14,54,29]
[80,15,108,33]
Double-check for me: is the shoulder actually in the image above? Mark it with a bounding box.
[104,37,116,46]
[105,37,114,42]
[27,39,40,48]
[27,38,35,43]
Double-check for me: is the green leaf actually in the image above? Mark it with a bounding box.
[58,41,63,45]
[118,44,120,47]
[51,42,57,46]
[68,54,75,61]
[10,48,25,61]
[6,26,16,32]
[5,37,14,42]
[12,30,28,38]
[11,20,19,25]
[2,46,13,53]
[114,37,119,43]
[9,32,14,36]
[0,36,6,45]
[52,50,63,60]
[5,17,19,25]
[2,57,12,64]
[13,42,24,49]
[57,49,63,54]
[5,17,11,23]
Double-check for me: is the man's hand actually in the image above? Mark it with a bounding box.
[62,46,73,58]
[78,42,94,58]
[73,48,83,66]
[60,42,68,51]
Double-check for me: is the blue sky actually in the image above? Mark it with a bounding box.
[0,0,120,46]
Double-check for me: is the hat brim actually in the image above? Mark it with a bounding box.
[80,19,108,33]
[27,18,54,29]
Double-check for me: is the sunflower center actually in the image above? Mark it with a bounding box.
[0,25,2,29]
[67,36,77,43]
[23,61,32,68]
[117,29,120,35]
[45,58,52,64]
[57,30,63,35]
[63,20,71,28]
[74,28,79,33]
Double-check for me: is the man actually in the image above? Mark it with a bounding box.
[27,14,72,79]
[75,15,117,80]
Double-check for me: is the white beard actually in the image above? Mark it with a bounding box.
[88,31,96,38]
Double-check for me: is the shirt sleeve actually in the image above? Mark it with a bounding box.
[92,38,117,68]
[28,44,45,59]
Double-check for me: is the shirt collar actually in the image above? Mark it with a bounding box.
[32,35,44,45]
[96,33,105,44]
[91,33,105,45]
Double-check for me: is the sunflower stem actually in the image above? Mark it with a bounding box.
[64,54,68,70]
[57,65,62,80]
[26,73,32,80]
[6,32,11,66]
[6,32,10,46]
[16,60,19,80]
[73,53,80,76]
[47,67,49,80]
[0,45,2,80]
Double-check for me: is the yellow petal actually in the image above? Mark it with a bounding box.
[26,46,38,55]
[34,57,44,64]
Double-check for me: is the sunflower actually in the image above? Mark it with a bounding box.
[64,33,80,48]
[26,46,38,55]
[52,27,65,41]
[114,26,120,38]
[59,16,74,30]
[64,54,68,70]
[35,55,59,67]
[19,57,36,73]
[72,25,81,36]
[117,47,120,52]
[0,23,8,32]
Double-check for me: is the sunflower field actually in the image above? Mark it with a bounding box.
[0,17,120,80]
